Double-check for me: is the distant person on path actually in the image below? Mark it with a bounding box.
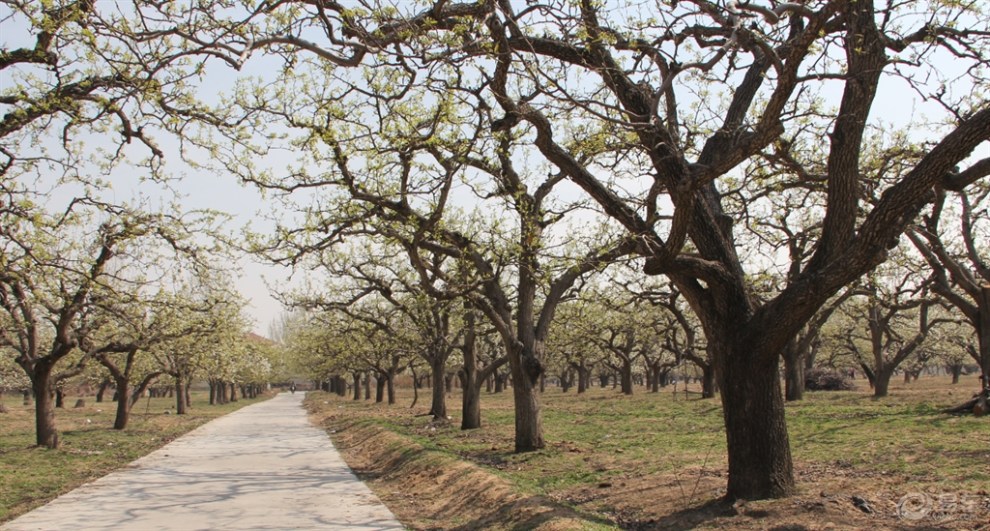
[290,383,296,394]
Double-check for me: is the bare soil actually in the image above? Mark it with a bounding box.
[554,463,988,530]
[307,409,602,530]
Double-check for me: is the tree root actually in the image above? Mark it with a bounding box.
[944,388,990,416]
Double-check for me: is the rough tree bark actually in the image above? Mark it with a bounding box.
[31,362,58,448]
[719,346,794,498]
[174,375,187,415]
[460,310,509,430]
[429,356,447,419]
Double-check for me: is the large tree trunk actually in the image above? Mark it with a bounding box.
[978,287,990,390]
[461,318,482,429]
[113,378,130,430]
[783,341,805,402]
[462,376,481,429]
[700,363,716,399]
[32,363,59,448]
[620,362,633,395]
[375,376,385,403]
[386,372,396,405]
[874,366,893,398]
[174,375,187,415]
[429,357,447,419]
[512,380,543,451]
[718,343,795,500]
[509,345,544,452]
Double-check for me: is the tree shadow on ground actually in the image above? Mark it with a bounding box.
[446,494,613,531]
[613,498,738,530]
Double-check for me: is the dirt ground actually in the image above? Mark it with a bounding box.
[307,378,990,531]
[553,463,989,530]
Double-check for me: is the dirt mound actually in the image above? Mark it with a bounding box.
[308,411,605,530]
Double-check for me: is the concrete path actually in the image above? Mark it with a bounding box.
[2,393,404,530]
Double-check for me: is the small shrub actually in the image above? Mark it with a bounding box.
[805,368,855,391]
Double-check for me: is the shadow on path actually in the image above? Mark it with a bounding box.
[2,393,403,531]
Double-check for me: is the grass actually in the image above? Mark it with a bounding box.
[308,375,990,528]
[784,385,990,489]
[0,390,271,523]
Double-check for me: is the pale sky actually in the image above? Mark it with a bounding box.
[178,176,290,337]
[0,5,291,337]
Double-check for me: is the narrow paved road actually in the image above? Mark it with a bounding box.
[3,393,404,530]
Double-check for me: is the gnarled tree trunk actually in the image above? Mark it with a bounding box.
[717,341,795,499]
[375,376,385,403]
[174,375,187,415]
[783,340,805,402]
[113,379,130,430]
[978,288,990,390]
[386,371,396,405]
[509,344,544,451]
[429,356,447,419]
[32,362,59,448]
[619,362,633,395]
